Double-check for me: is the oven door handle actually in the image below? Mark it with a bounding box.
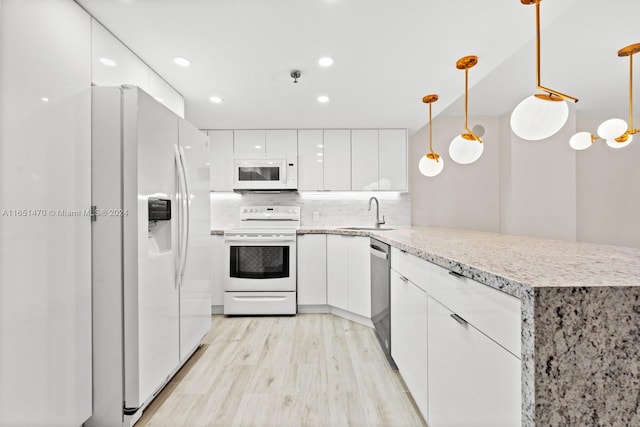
[224,236,296,243]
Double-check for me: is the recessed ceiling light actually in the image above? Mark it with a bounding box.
[41,97,49,103]
[317,95,330,103]
[99,57,117,67]
[173,56,192,67]
[209,96,223,103]
[318,57,334,67]
[254,145,262,149]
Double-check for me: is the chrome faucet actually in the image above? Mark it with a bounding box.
[368,196,386,228]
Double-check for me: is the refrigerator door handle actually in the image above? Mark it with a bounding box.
[178,146,190,285]
[174,145,185,289]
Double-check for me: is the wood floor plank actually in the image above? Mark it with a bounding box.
[135,314,426,427]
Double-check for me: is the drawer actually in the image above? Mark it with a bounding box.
[224,292,296,315]
[390,247,431,293]
[428,263,521,358]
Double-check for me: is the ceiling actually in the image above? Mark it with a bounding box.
[76,0,638,135]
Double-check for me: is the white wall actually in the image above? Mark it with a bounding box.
[409,116,502,233]
[575,116,640,248]
[502,112,577,241]
[410,112,578,242]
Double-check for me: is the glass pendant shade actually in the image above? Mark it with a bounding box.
[449,135,484,164]
[606,134,633,149]
[419,154,444,177]
[597,118,628,140]
[569,132,593,150]
[510,95,569,141]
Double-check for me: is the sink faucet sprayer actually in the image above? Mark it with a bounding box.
[368,197,386,229]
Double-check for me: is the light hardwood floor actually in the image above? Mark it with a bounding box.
[136,314,427,427]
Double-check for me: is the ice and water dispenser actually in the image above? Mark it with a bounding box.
[148,197,171,253]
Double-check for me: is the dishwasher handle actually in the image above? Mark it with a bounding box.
[370,245,389,260]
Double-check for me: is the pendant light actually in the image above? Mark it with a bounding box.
[419,94,444,177]
[569,43,639,151]
[449,55,483,164]
[510,0,578,141]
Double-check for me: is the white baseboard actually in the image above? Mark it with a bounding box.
[329,307,374,328]
[214,303,373,329]
[298,304,331,314]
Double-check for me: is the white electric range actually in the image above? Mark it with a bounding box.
[223,206,300,315]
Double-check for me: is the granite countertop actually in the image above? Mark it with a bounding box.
[213,226,640,299]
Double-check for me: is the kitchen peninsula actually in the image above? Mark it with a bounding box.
[297,226,640,426]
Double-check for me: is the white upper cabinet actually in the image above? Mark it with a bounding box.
[91,19,149,91]
[233,129,297,156]
[208,130,234,191]
[234,130,266,155]
[351,129,379,191]
[91,19,185,118]
[149,71,184,118]
[297,130,324,191]
[323,129,351,191]
[379,129,407,191]
[265,129,297,156]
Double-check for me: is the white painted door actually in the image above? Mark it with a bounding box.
[297,129,324,190]
[178,118,212,361]
[427,295,521,427]
[351,129,379,191]
[266,129,297,156]
[326,235,349,310]
[0,1,92,425]
[323,129,351,190]
[234,129,266,155]
[390,270,428,421]
[209,130,234,191]
[297,234,327,305]
[379,129,407,191]
[347,236,371,317]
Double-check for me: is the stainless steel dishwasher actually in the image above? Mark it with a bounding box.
[370,238,397,369]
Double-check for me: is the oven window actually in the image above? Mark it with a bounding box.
[230,246,289,279]
[238,167,280,182]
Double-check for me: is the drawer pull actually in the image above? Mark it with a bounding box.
[448,270,465,279]
[450,313,468,326]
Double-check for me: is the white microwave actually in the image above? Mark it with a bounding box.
[232,156,298,190]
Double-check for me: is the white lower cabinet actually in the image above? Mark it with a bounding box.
[390,269,428,420]
[297,234,327,306]
[326,235,371,318]
[210,235,225,309]
[427,295,521,427]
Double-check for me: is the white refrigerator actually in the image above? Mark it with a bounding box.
[88,86,211,426]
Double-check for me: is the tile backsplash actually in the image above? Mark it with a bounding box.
[210,192,411,229]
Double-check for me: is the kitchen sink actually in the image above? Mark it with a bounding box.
[339,226,395,231]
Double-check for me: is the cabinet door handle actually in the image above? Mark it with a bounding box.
[399,275,409,283]
[450,313,468,326]
[448,270,465,279]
